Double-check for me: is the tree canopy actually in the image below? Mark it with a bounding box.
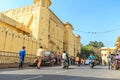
[87,41,104,48]
[80,41,104,60]
[81,46,95,59]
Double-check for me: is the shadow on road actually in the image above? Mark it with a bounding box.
[67,67,75,69]
[0,74,119,80]
[92,67,106,69]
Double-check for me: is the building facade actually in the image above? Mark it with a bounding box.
[0,0,81,60]
[115,36,120,51]
[101,47,115,65]
[64,22,81,56]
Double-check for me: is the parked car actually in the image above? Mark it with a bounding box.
[85,59,90,65]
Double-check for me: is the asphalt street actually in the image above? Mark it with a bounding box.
[0,65,120,80]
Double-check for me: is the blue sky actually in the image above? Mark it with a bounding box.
[0,0,120,47]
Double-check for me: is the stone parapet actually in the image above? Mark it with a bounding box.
[0,27,38,54]
[0,13,18,27]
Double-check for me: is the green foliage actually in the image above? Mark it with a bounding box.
[87,41,104,48]
[81,41,104,60]
[81,46,95,59]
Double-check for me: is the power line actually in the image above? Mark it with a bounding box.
[74,28,120,34]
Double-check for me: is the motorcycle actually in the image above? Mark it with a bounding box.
[89,60,95,69]
[62,59,69,69]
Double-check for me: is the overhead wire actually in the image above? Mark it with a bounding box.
[74,28,120,34]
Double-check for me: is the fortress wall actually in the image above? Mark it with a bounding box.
[23,35,29,53]
[11,32,19,53]
[2,5,34,17]
[0,27,38,55]
[0,27,6,51]
[27,37,32,54]
[31,39,38,55]
[4,29,13,52]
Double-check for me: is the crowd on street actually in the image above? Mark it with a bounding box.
[18,46,120,70]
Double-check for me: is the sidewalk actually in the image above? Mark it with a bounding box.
[0,64,18,69]
[0,63,30,69]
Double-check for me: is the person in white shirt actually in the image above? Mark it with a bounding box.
[62,51,67,60]
[62,51,69,66]
[36,46,44,69]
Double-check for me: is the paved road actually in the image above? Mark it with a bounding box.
[0,65,120,80]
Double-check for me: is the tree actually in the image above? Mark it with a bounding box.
[81,45,95,59]
[87,41,104,61]
[81,41,104,61]
[87,41,104,48]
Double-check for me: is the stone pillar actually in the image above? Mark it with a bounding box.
[36,41,39,52]
[37,40,40,49]
[32,38,37,55]
[18,33,23,51]
[4,29,12,52]
[28,37,32,54]
[11,32,19,53]
[0,27,6,51]
[23,35,29,54]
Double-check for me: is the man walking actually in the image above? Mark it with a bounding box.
[18,46,26,69]
[36,46,44,69]
[76,52,81,66]
[107,52,112,70]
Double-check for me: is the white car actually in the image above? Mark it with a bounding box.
[85,59,90,65]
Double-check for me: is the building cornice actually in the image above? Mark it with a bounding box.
[0,13,30,34]
[64,22,74,30]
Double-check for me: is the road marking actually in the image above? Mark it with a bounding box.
[23,75,42,80]
[54,70,68,74]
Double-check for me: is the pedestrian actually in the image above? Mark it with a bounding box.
[57,55,61,65]
[18,46,26,69]
[36,46,44,69]
[76,52,81,66]
[107,52,112,69]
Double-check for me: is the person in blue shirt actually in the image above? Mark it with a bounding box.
[88,53,95,67]
[88,53,95,60]
[18,46,26,69]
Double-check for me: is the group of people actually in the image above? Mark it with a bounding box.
[18,46,44,69]
[107,52,120,70]
[18,46,63,69]
[18,46,120,70]
[18,46,96,69]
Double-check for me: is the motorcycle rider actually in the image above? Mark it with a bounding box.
[88,53,95,68]
[88,53,95,60]
[62,51,69,69]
